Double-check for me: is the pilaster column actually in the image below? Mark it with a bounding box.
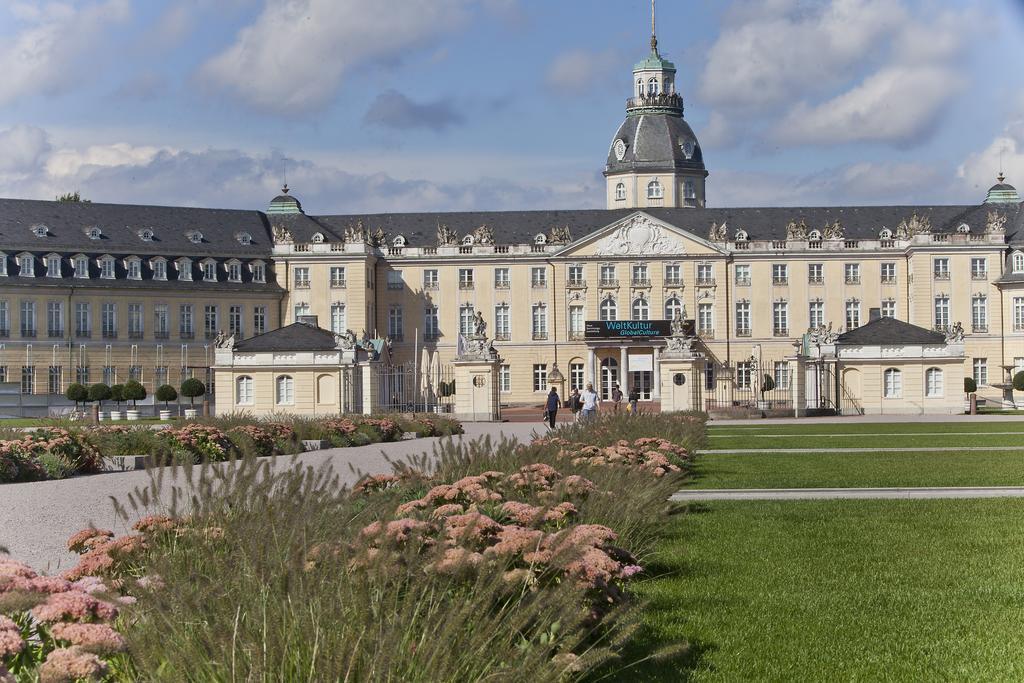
[620,345,628,393]
[587,347,596,386]
[653,347,661,399]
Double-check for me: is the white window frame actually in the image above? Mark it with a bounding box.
[925,368,944,398]
[275,375,294,405]
[883,368,902,398]
[236,376,254,405]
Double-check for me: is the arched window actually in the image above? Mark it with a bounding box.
[925,368,944,397]
[236,376,253,405]
[879,228,892,240]
[276,375,294,405]
[632,296,649,321]
[600,298,617,321]
[665,297,683,320]
[637,79,644,97]
[647,179,663,199]
[600,357,619,400]
[1013,252,1024,273]
[883,368,902,398]
[648,77,658,95]
[615,183,626,201]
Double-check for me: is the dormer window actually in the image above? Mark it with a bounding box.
[1013,252,1024,274]
[45,254,61,278]
[735,229,748,242]
[681,139,695,159]
[202,259,217,282]
[73,255,88,279]
[151,258,167,281]
[31,225,48,238]
[138,228,155,242]
[177,257,192,281]
[461,235,474,246]
[534,233,547,245]
[85,226,102,240]
[311,232,325,244]
[18,253,34,277]
[99,255,115,279]
[236,232,252,246]
[186,230,203,244]
[808,230,822,241]
[392,235,407,248]
[957,223,971,234]
[647,179,663,199]
[227,259,242,282]
[879,228,892,240]
[250,261,266,283]
[125,257,141,280]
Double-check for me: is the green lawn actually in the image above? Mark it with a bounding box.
[706,432,1024,451]
[616,499,1024,682]
[708,420,1024,436]
[687,450,1024,488]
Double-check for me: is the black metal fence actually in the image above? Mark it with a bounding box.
[374,361,456,414]
[703,360,794,411]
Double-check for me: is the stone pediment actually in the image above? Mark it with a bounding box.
[595,214,684,256]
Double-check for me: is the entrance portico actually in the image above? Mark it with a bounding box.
[586,340,664,400]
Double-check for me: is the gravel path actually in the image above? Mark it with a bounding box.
[670,486,1024,502]
[1,423,540,574]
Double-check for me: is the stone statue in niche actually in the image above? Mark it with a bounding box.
[472,311,487,338]
[670,310,686,337]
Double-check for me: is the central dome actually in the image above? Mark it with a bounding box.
[606,115,705,175]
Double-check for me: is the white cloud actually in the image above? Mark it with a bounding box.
[0,126,602,213]
[958,106,1024,196]
[198,0,478,115]
[774,65,963,146]
[545,48,623,95]
[0,0,131,106]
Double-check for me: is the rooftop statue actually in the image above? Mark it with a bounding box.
[822,219,844,240]
[786,218,808,240]
[986,210,1007,234]
[272,225,294,244]
[708,221,727,242]
[548,225,572,244]
[472,224,494,245]
[437,223,459,246]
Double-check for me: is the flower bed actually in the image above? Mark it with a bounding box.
[1,412,704,681]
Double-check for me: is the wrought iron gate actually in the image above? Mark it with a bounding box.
[374,361,456,414]
[702,360,794,412]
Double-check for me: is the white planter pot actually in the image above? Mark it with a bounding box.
[109,410,123,421]
[126,409,140,421]
[184,408,198,419]
[159,409,172,421]
[98,412,108,421]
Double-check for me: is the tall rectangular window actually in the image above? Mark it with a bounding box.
[459,268,474,289]
[47,301,64,338]
[971,257,987,280]
[330,303,346,334]
[531,267,547,287]
[76,366,89,385]
[735,301,751,336]
[74,256,88,278]
[128,303,144,338]
[329,267,347,288]
[533,364,547,392]
[101,303,117,338]
[531,304,547,340]
[934,296,949,331]
[48,366,62,394]
[568,265,585,286]
[19,254,34,277]
[103,366,115,385]
[154,366,168,387]
[600,264,616,285]
[127,259,141,280]
[734,264,750,285]
[227,262,241,282]
[808,263,824,283]
[845,300,860,330]
[568,305,584,338]
[631,264,649,285]
[251,262,265,283]
[387,270,404,290]
[253,306,266,336]
[229,305,243,337]
[203,261,217,282]
[21,365,34,394]
[180,304,194,338]
[294,267,309,288]
[152,259,167,280]
[388,305,403,341]
[771,264,788,285]
[1015,297,1024,331]
[973,358,988,386]
[204,305,218,339]
[177,259,191,281]
[933,257,950,279]
[972,295,988,332]
[0,300,12,336]
[881,299,897,318]
[808,301,824,328]
[698,303,713,334]
[459,305,475,336]
[570,362,584,391]
[20,301,36,337]
[46,255,61,278]
[494,268,509,288]
[422,269,438,289]
[424,306,439,340]
[844,263,860,284]
[881,262,896,283]
[154,304,169,338]
[499,365,511,393]
[736,361,752,389]
[495,304,510,340]
[772,301,788,336]
[697,264,714,285]
[99,257,114,279]
[773,361,790,390]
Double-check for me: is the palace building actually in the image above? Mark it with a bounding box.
[0,23,1022,416]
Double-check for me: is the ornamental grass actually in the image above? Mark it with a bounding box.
[1,412,705,681]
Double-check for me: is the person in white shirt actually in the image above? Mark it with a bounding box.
[580,383,600,420]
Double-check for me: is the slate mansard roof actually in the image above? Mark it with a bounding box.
[837,317,947,346]
[233,322,340,353]
[604,114,706,176]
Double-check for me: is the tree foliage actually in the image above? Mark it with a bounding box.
[1014,371,1024,393]
[180,378,206,405]
[123,380,147,407]
[156,384,178,405]
[964,377,978,394]
[87,383,111,404]
[65,383,88,406]
[56,191,90,203]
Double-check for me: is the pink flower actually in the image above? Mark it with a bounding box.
[31,591,119,623]
[67,528,114,554]
[132,515,177,533]
[0,629,24,658]
[0,558,36,579]
[50,622,127,654]
[38,646,108,682]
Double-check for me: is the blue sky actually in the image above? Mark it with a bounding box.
[0,0,1023,214]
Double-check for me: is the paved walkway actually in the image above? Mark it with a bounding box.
[699,446,1024,454]
[0,423,539,575]
[671,486,1024,501]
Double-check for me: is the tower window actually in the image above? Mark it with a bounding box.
[647,179,663,199]
[637,79,644,97]
[648,77,658,95]
[615,183,626,201]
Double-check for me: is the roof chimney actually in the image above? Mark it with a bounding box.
[297,315,319,327]
[868,307,881,323]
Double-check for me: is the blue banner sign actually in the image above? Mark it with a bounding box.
[585,320,675,339]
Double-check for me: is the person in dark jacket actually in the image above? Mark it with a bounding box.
[628,387,640,415]
[568,388,582,422]
[544,387,560,428]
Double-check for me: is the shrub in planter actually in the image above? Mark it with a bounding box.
[65,382,88,410]
[156,384,177,407]
[87,383,112,413]
[123,380,147,408]
[180,378,206,407]
[964,377,978,394]
[110,384,126,412]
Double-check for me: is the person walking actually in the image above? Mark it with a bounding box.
[581,383,600,421]
[544,386,560,429]
[611,383,623,412]
[628,386,640,415]
[568,388,582,422]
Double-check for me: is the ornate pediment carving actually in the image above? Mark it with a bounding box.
[596,215,684,256]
